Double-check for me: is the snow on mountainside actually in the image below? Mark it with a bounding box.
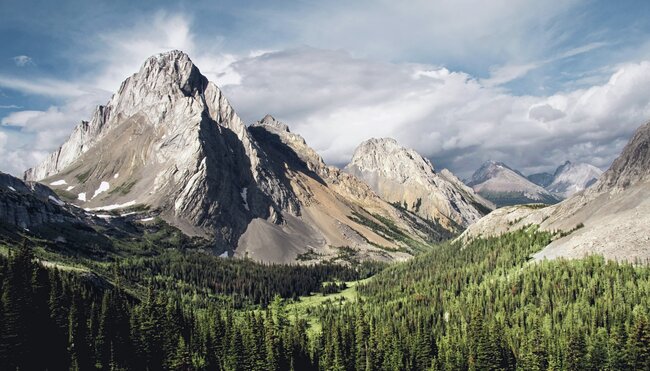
[345,138,494,230]
[467,161,560,207]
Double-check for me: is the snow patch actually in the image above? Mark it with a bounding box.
[114,173,119,179]
[219,251,229,258]
[139,217,155,222]
[92,181,110,199]
[50,179,67,186]
[78,193,86,202]
[66,185,76,191]
[85,200,137,211]
[95,214,114,219]
[120,212,138,217]
[48,195,65,206]
[240,187,249,211]
[7,186,16,192]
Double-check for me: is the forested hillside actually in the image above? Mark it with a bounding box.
[1,228,650,370]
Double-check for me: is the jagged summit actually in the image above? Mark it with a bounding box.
[256,114,291,133]
[346,138,493,229]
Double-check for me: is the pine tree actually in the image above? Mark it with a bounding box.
[626,308,650,370]
[171,335,192,371]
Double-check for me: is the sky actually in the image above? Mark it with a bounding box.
[2,1,650,179]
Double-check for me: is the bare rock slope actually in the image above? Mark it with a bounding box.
[345,138,494,231]
[461,121,650,261]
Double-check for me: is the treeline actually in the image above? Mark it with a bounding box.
[117,250,385,307]
[312,229,650,370]
[0,243,318,370]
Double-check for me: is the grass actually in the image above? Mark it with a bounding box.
[109,180,137,196]
[286,278,371,336]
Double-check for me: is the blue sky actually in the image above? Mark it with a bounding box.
[2,0,650,178]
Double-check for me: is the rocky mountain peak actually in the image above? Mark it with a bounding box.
[467,160,560,207]
[256,114,290,133]
[346,138,493,228]
[349,138,436,179]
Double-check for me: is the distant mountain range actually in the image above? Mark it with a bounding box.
[466,161,561,207]
[466,159,603,207]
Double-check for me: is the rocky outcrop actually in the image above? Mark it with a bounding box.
[467,161,560,207]
[0,172,73,229]
[345,138,493,231]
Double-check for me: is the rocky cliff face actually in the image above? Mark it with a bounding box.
[467,161,560,207]
[345,138,493,230]
[461,121,650,262]
[546,161,602,198]
[24,51,438,263]
[0,172,72,229]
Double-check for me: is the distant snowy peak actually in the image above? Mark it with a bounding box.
[468,160,560,207]
[546,161,603,198]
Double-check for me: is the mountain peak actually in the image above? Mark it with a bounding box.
[254,114,290,133]
[346,139,493,228]
[117,49,207,99]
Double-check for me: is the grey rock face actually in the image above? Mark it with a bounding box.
[527,172,554,187]
[594,121,650,192]
[345,138,493,230]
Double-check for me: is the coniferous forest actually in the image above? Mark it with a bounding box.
[1,228,650,370]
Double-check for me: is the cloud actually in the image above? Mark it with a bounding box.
[222,48,650,178]
[0,10,646,182]
[0,75,92,98]
[0,104,22,109]
[12,55,34,67]
[0,91,106,175]
[481,42,608,87]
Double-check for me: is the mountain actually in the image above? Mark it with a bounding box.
[344,138,494,231]
[466,161,560,207]
[545,161,602,198]
[461,120,650,261]
[527,172,554,187]
[24,51,437,263]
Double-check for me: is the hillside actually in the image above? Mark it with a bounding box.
[461,120,650,262]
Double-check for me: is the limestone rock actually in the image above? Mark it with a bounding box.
[345,138,493,231]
